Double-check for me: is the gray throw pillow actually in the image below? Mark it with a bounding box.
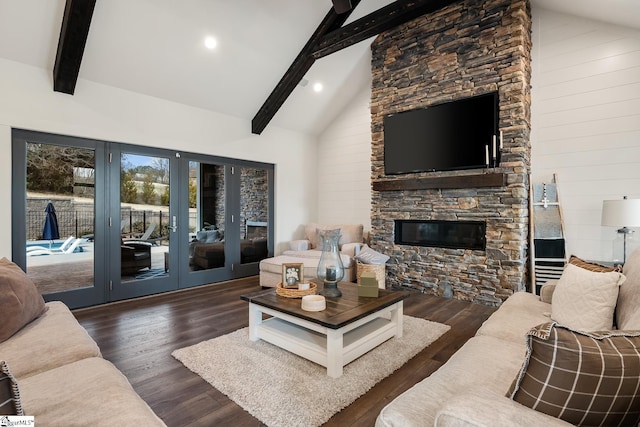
[354,245,390,265]
[204,230,219,243]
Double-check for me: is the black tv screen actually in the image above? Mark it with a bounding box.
[384,92,498,175]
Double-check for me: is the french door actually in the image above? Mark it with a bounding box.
[12,130,273,309]
[12,130,108,307]
[109,146,178,300]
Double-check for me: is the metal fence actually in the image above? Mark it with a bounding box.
[27,208,198,241]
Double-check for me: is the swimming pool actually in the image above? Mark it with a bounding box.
[26,239,84,253]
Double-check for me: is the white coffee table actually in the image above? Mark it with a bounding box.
[241,284,409,378]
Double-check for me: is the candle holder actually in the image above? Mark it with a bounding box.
[316,229,345,298]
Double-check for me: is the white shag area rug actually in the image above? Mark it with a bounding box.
[172,316,450,427]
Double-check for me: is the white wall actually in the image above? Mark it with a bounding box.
[530,7,640,261]
[0,57,318,258]
[316,86,372,232]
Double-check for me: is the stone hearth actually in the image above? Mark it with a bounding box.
[369,0,532,306]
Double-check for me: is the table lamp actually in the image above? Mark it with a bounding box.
[601,196,640,262]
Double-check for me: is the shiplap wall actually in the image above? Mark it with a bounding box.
[316,86,372,231]
[530,6,640,262]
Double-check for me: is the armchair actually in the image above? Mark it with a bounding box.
[121,241,152,275]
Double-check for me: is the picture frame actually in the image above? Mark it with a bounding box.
[282,263,304,288]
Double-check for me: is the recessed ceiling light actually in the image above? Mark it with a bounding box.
[204,36,218,50]
[313,82,323,93]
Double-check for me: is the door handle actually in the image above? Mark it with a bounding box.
[170,215,177,233]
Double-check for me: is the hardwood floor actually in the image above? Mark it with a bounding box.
[73,277,496,426]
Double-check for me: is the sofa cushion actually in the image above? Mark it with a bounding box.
[509,322,640,426]
[435,392,573,427]
[475,292,551,344]
[354,244,390,265]
[376,335,526,427]
[0,360,23,416]
[0,301,101,379]
[20,357,166,426]
[0,257,47,343]
[618,247,640,330]
[551,263,624,331]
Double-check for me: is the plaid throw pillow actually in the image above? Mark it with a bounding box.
[508,322,640,426]
[569,255,623,273]
[0,360,23,416]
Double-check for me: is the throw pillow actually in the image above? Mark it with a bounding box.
[288,240,309,251]
[508,322,640,426]
[197,230,220,243]
[304,223,364,249]
[551,263,624,331]
[304,223,322,249]
[204,230,219,243]
[354,245,390,265]
[568,254,623,273]
[0,257,47,343]
[617,247,640,330]
[0,360,23,416]
[337,224,364,246]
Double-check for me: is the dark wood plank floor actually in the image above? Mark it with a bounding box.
[73,277,496,427]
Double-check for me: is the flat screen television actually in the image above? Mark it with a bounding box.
[384,92,498,175]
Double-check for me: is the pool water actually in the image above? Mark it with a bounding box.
[26,240,84,253]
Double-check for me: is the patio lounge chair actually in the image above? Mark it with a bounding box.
[27,237,84,256]
[26,236,76,254]
[124,223,156,242]
[123,223,166,246]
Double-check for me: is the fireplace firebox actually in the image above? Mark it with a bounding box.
[394,220,486,250]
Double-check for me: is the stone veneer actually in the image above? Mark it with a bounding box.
[370,0,532,306]
[207,165,269,239]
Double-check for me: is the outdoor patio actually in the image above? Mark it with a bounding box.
[27,240,169,294]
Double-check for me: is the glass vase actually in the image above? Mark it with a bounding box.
[316,229,345,298]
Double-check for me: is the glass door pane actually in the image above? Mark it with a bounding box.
[119,153,170,283]
[25,143,96,295]
[188,161,226,272]
[239,166,269,265]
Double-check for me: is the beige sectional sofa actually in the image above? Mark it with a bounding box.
[376,252,640,426]
[259,223,365,287]
[0,258,165,425]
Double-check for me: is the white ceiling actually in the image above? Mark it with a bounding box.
[0,0,639,136]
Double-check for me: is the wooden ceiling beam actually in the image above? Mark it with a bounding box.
[312,0,460,59]
[251,1,361,135]
[53,0,97,95]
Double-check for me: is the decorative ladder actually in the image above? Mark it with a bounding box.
[529,173,567,294]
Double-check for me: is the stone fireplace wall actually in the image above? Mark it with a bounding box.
[370,0,532,306]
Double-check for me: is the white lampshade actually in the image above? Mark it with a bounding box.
[601,198,640,227]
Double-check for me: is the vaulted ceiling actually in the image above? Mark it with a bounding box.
[0,0,639,136]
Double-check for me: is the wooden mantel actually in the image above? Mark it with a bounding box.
[372,173,506,191]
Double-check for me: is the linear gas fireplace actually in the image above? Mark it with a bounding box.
[394,220,486,250]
